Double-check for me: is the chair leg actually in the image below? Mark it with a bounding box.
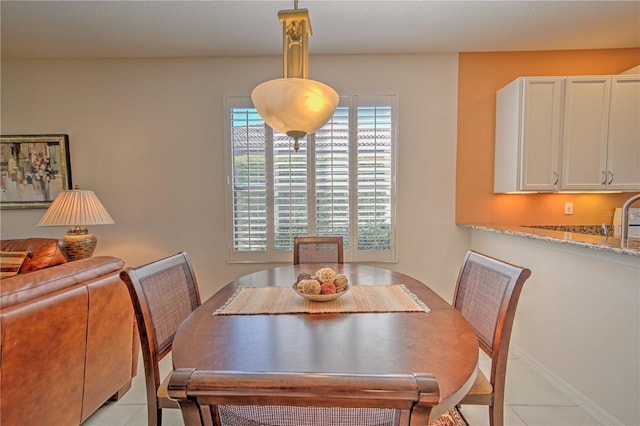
[489,393,504,426]
[147,402,162,426]
[489,380,504,426]
[489,404,498,426]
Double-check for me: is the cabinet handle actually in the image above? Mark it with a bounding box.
[553,171,559,185]
[608,171,614,185]
[601,171,607,185]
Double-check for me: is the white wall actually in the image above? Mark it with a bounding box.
[470,229,640,426]
[1,54,469,299]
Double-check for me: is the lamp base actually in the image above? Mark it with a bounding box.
[58,232,97,261]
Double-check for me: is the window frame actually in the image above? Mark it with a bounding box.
[224,94,397,263]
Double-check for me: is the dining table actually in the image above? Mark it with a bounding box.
[171,263,479,418]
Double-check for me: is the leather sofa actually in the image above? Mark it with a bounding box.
[0,238,138,425]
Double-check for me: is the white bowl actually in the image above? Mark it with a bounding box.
[291,282,351,302]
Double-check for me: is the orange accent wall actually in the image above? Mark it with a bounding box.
[456,48,640,226]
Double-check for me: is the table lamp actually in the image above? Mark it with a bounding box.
[38,186,115,261]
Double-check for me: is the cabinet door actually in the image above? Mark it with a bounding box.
[520,78,563,191]
[606,76,640,190]
[561,77,611,190]
[494,77,562,193]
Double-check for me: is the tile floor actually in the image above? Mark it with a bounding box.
[84,351,601,426]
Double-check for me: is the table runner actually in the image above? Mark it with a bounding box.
[213,285,430,315]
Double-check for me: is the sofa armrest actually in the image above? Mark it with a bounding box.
[1,256,124,308]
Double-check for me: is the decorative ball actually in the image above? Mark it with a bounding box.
[320,281,337,294]
[334,274,348,292]
[315,267,337,283]
[300,279,321,295]
[296,272,313,283]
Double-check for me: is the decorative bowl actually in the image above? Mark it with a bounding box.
[291,282,351,302]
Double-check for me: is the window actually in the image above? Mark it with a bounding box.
[225,95,396,263]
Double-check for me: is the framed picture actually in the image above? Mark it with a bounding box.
[0,134,72,209]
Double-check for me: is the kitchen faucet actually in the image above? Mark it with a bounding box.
[621,193,640,242]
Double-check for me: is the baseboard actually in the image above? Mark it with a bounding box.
[511,344,624,426]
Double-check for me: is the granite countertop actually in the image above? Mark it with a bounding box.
[459,224,640,257]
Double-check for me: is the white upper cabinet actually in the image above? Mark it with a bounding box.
[494,77,564,193]
[561,76,612,190]
[562,75,640,191]
[606,76,640,190]
[495,73,640,193]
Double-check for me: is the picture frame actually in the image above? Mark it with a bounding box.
[0,134,72,209]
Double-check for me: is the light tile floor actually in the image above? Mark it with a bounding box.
[84,351,601,426]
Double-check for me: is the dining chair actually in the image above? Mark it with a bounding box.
[452,250,531,426]
[293,236,344,265]
[120,252,202,426]
[168,368,440,426]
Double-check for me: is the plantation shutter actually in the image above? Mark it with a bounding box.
[225,94,396,263]
[273,132,308,252]
[357,102,394,254]
[315,106,351,250]
[229,107,267,252]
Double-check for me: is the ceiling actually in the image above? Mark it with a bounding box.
[1,1,639,59]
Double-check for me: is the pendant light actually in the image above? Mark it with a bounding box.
[251,1,338,151]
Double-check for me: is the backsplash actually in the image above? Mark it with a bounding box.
[527,225,613,236]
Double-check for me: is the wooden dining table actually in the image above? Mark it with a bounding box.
[171,263,479,417]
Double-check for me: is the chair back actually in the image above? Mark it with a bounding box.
[120,252,201,426]
[293,236,344,265]
[452,250,531,426]
[452,251,530,358]
[168,368,439,426]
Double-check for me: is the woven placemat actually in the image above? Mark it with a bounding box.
[213,285,430,315]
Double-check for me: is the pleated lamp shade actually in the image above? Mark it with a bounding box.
[38,187,114,261]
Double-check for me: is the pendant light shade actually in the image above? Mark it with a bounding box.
[251,3,338,150]
[251,77,338,139]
